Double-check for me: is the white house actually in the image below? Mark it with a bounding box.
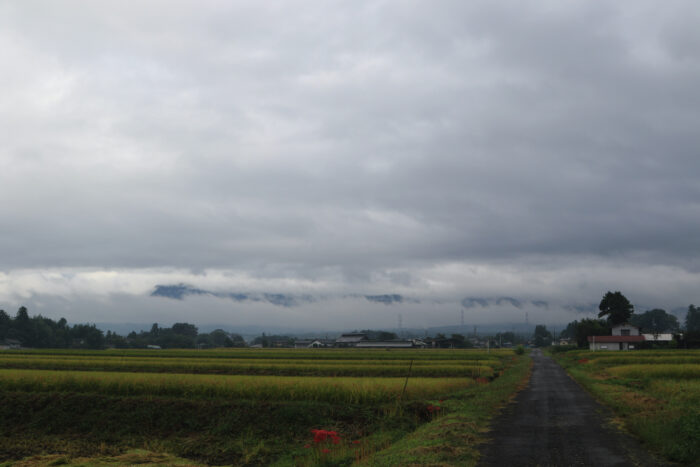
[294,339,327,348]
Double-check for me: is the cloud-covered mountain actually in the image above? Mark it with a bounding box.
[151,284,317,308]
[153,286,428,308]
[151,285,210,300]
[150,285,594,319]
[461,297,548,310]
[365,294,405,305]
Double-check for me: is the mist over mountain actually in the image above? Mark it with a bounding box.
[365,294,406,305]
[462,297,554,310]
[151,284,313,308]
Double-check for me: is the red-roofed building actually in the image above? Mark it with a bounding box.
[588,324,644,350]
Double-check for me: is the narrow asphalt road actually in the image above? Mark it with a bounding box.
[478,349,669,467]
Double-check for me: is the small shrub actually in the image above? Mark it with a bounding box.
[549,345,578,354]
[515,345,525,355]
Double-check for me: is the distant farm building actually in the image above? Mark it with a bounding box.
[335,333,368,347]
[355,339,427,349]
[294,339,330,348]
[0,339,21,350]
[588,324,644,351]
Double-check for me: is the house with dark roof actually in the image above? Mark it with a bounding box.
[588,324,644,351]
[335,333,368,347]
[355,339,426,349]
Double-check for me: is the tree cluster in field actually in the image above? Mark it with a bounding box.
[250,333,295,348]
[430,333,473,348]
[0,307,245,350]
[429,331,527,348]
[122,323,246,349]
[532,325,554,347]
[359,329,399,341]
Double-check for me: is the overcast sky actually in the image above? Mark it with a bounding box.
[1,1,699,331]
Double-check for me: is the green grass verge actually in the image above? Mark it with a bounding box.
[357,354,532,466]
[553,350,700,465]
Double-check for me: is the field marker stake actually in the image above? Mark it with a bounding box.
[399,359,414,402]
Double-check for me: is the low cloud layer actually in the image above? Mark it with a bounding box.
[1,1,699,329]
[0,263,697,330]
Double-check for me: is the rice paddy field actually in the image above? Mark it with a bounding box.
[553,349,700,465]
[0,347,529,466]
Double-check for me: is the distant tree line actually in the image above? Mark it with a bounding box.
[0,307,245,350]
[0,307,104,349]
[250,333,294,348]
[1,308,530,350]
[6,294,699,350]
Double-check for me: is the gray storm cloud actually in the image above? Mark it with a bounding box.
[1,1,699,327]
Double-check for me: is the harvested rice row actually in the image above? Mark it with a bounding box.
[0,369,475,404]
[605,364,700,380]
[0,357,493,377]
[0,353,499,366]
[5,348,511,360]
